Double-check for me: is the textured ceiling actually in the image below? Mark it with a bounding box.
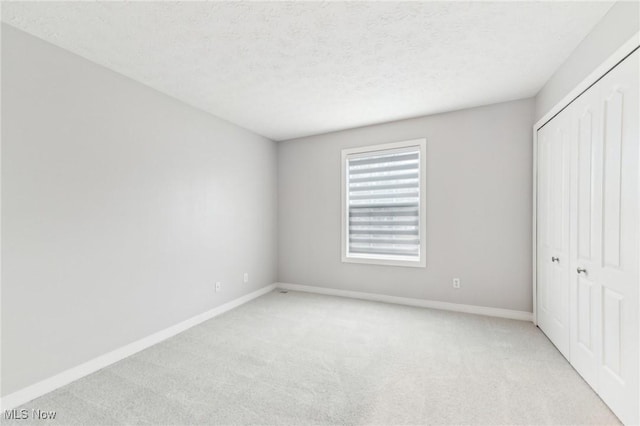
[2,1,613,141]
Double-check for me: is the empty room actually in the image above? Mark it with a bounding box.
[1,1,639,425]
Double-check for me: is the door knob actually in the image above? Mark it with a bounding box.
[577,267,587,274]
[551,257,559,263]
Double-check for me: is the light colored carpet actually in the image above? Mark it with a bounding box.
[5,290,619,425]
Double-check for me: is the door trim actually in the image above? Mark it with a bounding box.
[532,31,640,325]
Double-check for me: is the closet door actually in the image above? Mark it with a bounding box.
[537,108,571,358]
[569,82,603,390]
[540,48,638,425]
[594,49,639,425]
[568,49,639,425]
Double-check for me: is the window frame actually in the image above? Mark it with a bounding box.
[341,138,427,268]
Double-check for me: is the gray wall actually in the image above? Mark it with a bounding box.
[278,98,535,313]
[1,25,277,396]
[535,1,639,120]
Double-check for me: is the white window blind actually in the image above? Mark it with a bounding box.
[342,139,425,267]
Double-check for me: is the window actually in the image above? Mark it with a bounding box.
[342,138,426,267]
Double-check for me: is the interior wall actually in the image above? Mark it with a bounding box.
[535,1,639,120]
[1,25,277,396]
[277,98,535,313]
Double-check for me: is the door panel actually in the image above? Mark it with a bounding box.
[596,49,639,426]
[602,288,623,378]
[537,110,571,358]
[576,277,593,348]
[569,81,603,390]
[602,89,624,268]
[576,108,595,261]
[537,133,552,319]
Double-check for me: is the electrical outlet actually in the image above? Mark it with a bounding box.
[243,273,249,284]
[215,282,221,292]
[453,278,461,289]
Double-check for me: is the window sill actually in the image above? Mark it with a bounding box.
[342,254,426,268]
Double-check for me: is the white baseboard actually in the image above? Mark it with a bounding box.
[1,281,532,409]
[0,283,276,411]
[276,282,533,322]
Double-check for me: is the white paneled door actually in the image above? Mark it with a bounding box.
[538,48,639,425]
[592,49,638,425]
[568,75,603,391]
[537,102,571,359]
